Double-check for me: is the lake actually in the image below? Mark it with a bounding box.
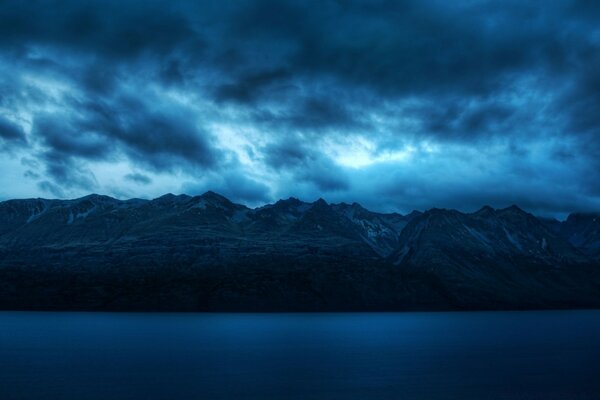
[0,311,598,399]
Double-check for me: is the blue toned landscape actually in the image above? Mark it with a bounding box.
[1,311,599,400]
[1,1,600,398]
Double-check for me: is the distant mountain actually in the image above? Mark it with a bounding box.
[391,206,596,308]
[559,213,600,260]
[0,193,598,311]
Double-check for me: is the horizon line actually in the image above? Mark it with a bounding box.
[1,191,598,221]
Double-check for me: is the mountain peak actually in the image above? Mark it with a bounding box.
[76,194,117,203]
[200,190,226,199]
[157,193,184,199]
[406,210,422,219]
[333,201,368,211]
[191,191,237,210]
[474,205,495,216]
[499,204,527,215]
[269,197,307,211]
[278,197,303,205]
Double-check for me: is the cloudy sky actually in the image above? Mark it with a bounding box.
[0,0,599,217]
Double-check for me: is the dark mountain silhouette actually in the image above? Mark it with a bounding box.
[0,193,598,311]
[559,213,600,260]
[391,206,597,308]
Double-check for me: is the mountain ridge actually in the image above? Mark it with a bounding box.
[2,191,595,222]
[0,192,599,311]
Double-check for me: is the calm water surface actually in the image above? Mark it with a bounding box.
[0,311,598,399]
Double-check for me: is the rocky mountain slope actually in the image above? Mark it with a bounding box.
[0,193,598,311]
[391,206,597,308]
[559,213,600,260]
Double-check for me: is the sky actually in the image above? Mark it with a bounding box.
[0,0,599,217]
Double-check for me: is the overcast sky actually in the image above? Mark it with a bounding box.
[0,0,599,217]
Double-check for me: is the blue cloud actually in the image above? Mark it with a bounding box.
[0,0,598,216]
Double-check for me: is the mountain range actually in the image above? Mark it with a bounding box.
[0,192,599,311]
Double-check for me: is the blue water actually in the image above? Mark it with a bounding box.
[0,311,598,400]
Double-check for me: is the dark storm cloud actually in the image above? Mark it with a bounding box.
[558,61,600,144]
[0,1,198,60]
[416,99,521,141]
[221,0,561,99]
[37,180,65,198]
[301,166,349,192]
[33,115,113,160]
[17,73,218,190]
[214,68,290,104]
[0,0,599,213]
[31,94,218,176]
[263,140,309,169]
[200,0,596,152]
[124,173,152,185]
[0,1,591,103]
[252,95,366,134]
[0,116,26,144]
[263,138,349,192]
[40,151,98,191]
[89,99,218,172]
